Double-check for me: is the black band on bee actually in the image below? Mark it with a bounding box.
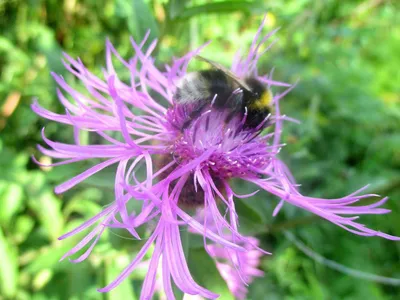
[244,78,267,99]
[198,70,235,107]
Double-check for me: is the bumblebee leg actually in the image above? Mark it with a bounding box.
[224,92,244,124]
[181,102,208,130]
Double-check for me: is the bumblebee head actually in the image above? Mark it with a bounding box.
[243,78,273,110]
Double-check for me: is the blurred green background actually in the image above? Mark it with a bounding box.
[1,0,400,299]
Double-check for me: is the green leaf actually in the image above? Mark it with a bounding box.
[167,0,190,19]
[32,269,53,291]
[172,281,184,300]
[188,233,206,249]
[231,197,267,235]
[181,227,190,259]
[174,1,268,20]
[24,172,63,240]
[104,254,137,300]
[188,248,234,300]
[25,24,65,74]
[28,189,64,240]
[13,215,35,244]
[0,181,24,227]
[65,263,98,299]
[82,165,118,189]
[0,228,18,298]
[64,188,103,218]
[130,0,159,46]
[15,290,31,300]
[235,198,263,223]
[23,242,74,274]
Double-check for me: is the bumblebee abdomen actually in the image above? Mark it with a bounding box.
[198,70,236,107]
[174,66,272,130]
[174,70,236,106]
[242,78,273,129]
[174,72,211,104]
[245,107,270,128]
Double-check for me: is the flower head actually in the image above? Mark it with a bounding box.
[33,18,399,299]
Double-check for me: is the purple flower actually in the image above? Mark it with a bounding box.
[141,209,264,300]
[191,209,264,300]
[209,237,264,300]
[33,18,399,299]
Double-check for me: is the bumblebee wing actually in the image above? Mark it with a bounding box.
[195,55,253,92]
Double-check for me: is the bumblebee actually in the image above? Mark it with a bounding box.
[174,55,273,129]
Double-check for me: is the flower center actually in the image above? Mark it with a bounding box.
[170,106,271,174]
[161,105,273,207]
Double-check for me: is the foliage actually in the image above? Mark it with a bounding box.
[0,0,399,299]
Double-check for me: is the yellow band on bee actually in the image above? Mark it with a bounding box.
[250,89,273,109]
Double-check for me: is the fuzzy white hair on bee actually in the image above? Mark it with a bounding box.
[174,72,211,104]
